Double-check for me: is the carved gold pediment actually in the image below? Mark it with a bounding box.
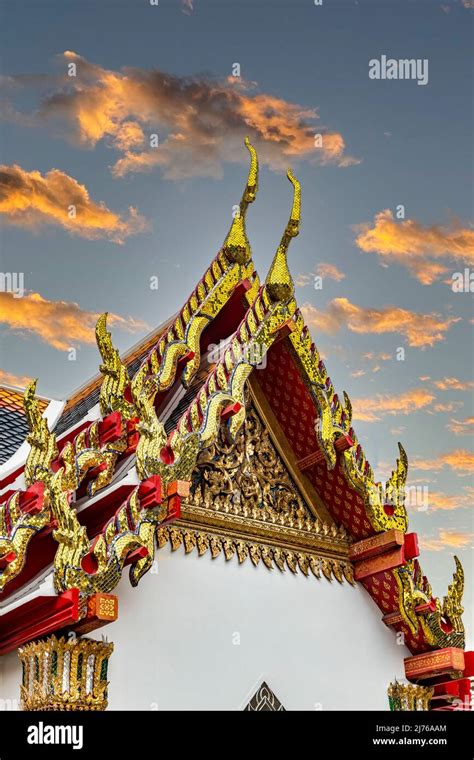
[158,387,354,585]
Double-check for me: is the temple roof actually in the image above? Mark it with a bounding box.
[0,386,49,465]
[0,140,466,667]
[54,317,174,436]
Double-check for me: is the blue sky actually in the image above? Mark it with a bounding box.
[0,0,472,643]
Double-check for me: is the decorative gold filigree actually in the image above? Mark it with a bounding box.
[0,381,54,591]
[0,490,50,592]
[132,167,301,485]
[18,635,113,711]
[59,418,128,498]
[24,379,58,487]
[288,311,408,533]
[343,441,408,533]
[96,312,136,420]
[387,680,433,711]
[394,557,465,649]
[265,169,299,302]
[288,312,352,470]
[142,137,260,393]
[155,395,353,584]
[157,525,353,585]
[50,469,170,595]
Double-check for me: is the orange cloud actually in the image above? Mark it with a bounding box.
[0,369,32,388]
[420,529,472,552]
[0,164,148,242]
[412,449,474,475]
[424,490,473,512]
[315,263,345,281]
[351,388,435,422]
[355,209,474,284]
[296,262,345,287]
[301,299,459,348]
[432,377,474,391]
[432,402,463,413]
[0,292,148,350]
[447,417,474,435]
[1,52,357,179]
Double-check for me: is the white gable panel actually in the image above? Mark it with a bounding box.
[104,544,408,710]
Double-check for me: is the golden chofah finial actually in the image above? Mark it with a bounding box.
[265,168,300,302]
[222,136,259,264]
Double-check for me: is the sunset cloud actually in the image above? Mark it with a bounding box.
[316,263,345,281]
[419,529,472,552]
[424,489,473,512]
[432,402,463,414]
[447,417,474,435]
[432,377,474,391]
[351,388,435,422]
[301,299,459,348]
[355,210,474,284]
[0,51,358,180]
[296,262,345,287]
[412,449,474,475]
[0,164,148,242]
[0,369,32,388]
[0,291,148,350]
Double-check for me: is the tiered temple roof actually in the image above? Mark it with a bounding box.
[0,140,467,691]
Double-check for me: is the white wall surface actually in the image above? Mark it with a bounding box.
[0,545,409,711]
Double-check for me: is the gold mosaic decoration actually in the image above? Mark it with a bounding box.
[0,381,55,591]
[141,136,260,394]
[96,312,136,420]
[49,468,169,595]
[18,635,113,711]
[394,556,465,649]
[159,394,354,584]
[342,440,408,533]
[288,314,408,534]
[3,139,465,660]
[387,680,433,711]
[157,525,353,583]
[131,168,301,486]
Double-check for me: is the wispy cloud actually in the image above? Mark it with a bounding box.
[0,369,32,388]
[0,51,358,180]
[432,377,474,391]
[0,291,148,350]
[301,299,459,348]
[412,449,474,475]
[351,388,435,422]
[354,209,474,285]
[296,263,345,287]
[0,164,148,242]
[447,417,474,435]
[424,488,474,512]
[420,529,473,552]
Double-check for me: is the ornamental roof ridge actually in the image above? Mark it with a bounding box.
[0,139,466,660]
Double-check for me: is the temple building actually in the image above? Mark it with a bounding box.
[0,140,470,711]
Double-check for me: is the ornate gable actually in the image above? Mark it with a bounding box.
[157,388,354,583]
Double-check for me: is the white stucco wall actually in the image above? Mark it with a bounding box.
[0,545,410,710]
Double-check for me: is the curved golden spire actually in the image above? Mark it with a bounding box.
[265,168,300,302]
[222,136,258,264]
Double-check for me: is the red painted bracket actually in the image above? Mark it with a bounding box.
[352,531,420,581]
[18,481,46,516]
[98,411,123,445]
[221,402,242,422]
[138,475,162,509]
[297,434,353,471]
[0,588,80,655]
